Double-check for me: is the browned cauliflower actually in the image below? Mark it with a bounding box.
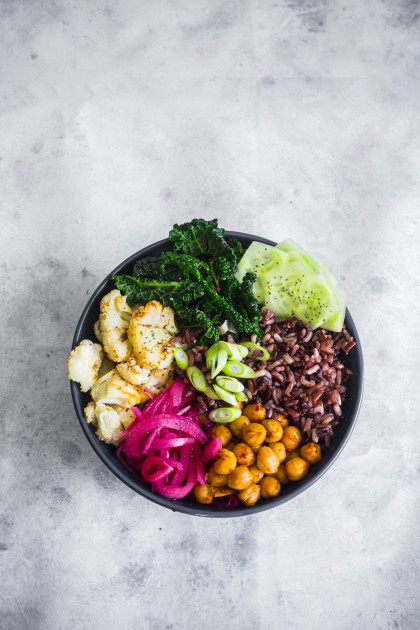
[67,340,104,392]
[128,300,178,369]
[99,290,133,362]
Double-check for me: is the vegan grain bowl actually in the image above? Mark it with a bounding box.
[69,219,363,516]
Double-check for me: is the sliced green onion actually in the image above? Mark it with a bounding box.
[236,344,249,359]
[213,384,240,407]
[235,391,248,403]
[217,341,244,361]
[174,348,189,371]
[222,360,256,379]
[209,407,242,423]
[206,343,220,369]
[215,376,244,393]
[186,366,207,392]
[240,342,271,361]
[203,385,219,400]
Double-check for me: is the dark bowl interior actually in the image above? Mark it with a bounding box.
[70,232,364,517]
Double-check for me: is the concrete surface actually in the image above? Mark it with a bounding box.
[1,1,419,629]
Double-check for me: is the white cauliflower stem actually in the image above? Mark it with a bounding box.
[100,290,133,362]
[68,340,104,392]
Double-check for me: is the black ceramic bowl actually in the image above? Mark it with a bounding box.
[70,232,363,517]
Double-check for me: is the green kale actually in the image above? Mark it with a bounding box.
[112,219,263,343]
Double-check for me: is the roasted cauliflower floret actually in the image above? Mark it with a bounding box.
[67,339,104,392]
[116,355,150,385]
[100,290,133,362]
[84,401,123,443]
[91,369,143,407]
[128,301,178,369]
[84,402,137,442]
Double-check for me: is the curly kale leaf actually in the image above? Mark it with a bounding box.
[133,256,181,281]
[237,272,261,323]
[169,218,239,264]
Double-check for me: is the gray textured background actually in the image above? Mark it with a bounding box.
[1,1,420,629]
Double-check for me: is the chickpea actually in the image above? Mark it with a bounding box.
[277,413,289,428]
[275,464,290,485]
[256,446,280,474]
[281,425,302,451]
[193,483,213,504]
[208,467,229,487]
[229,415,250,439]
[270,441,286,464]
[285,457,309,481]
[261,419,283,443]
[260,476,281,498]
[238,482,260,506]
[233,443,255,466]
[284,449,300,463]
[213,448,237,475]
[243,403,267,422]
[211,425,232,447]
[300,442,322,465]
[228,465,253,490]
[225,441,236,452]
[242,422,267,448]
[249,464,264,484]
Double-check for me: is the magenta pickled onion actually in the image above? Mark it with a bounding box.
[143,387,154,400]
[201,437,222,463]
[116,380,222,502]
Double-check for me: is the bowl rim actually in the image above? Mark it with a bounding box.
[70,231,364,517]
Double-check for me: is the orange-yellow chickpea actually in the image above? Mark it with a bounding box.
[270,441,287,464]
[284,449,300,463]
[277,413,290,428]
[242,422,267,448]
[228,465,253,490]
[213,448,237,475]
[233,442,255,466]
[225,441,236,452]
[193,483,214,504]
[256,446,280,474]
[208,467,229,487]
[300,442,322,465]
[275,464,290,485]
[259,476,281,498]
[210,425,232,447]
[248,464,264,484]
[281,425,302,451]
[285,457,310,481]
[214,486,236,497]
[243,403,267,422]
[229,415,250,440]
[238,482,260,506]
[261,419,284,443]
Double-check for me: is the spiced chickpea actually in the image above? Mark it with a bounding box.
[225,441,236,452]
[281,425,302,451]
[277,413,290,428]
[208,467,229,487]
[242,422,267,448]
[229,415,250,440]
[284,449,300,463]
[193,483,214,504]
[243,403,266,422]
[249,464,264,484]
[228,465,253,490]
[238,482,260,506]
[259,476,281,498]
[213,448,237,475]
[261,419,283,443]
[300,442,322,465]
[270,441,286,464]
[233,443,255,466]
[214,487,236,498]
[285,457,309,481]
[256,446,280,474]
[275,464,290,485]
[210,425,232,448]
